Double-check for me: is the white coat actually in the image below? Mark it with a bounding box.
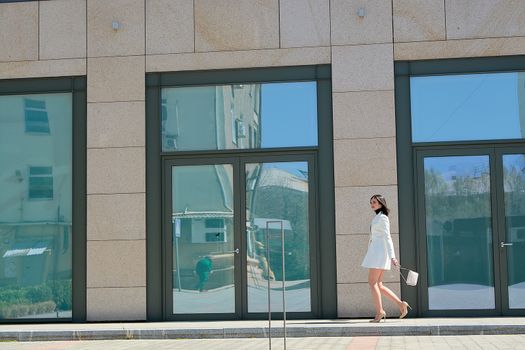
[361,212,396,270]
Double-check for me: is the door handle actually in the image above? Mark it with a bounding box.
[226,248,240,254]
[500,242,514,248]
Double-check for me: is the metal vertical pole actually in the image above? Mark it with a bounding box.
[266,220,286,350]
[266,222,271,350]
[174,221,182,292]
[280,222,287,350]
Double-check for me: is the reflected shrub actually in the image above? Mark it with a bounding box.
[0,279,71,318]
[0,301,56,319]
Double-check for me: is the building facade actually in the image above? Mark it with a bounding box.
[0,0,524,322]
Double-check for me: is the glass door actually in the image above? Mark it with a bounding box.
[164,154,318,319]
[417,146,525,316]
[416,148,501,315]
[242,156,317,317]
[496,147,525,314]
[164,158,241,319]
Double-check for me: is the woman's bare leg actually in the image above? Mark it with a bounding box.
[378,270,403,310]
[368,269,384,316]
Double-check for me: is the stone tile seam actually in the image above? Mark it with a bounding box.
[393,35,525,45]
[334,185,399,190]
[148,46,332,56]
[335,184,398,188]
[87,192,146,196]
[87,192,145,196]
[332,90,394,95]
[87,238,146,242]
[87,145,145,150]
[37,0,40,61]
[87,100,146,104]
[336,234,400,238]
[145,49,195,55]
[86,54,146,60]
[334,136,396,141]
[87,100,145,104]
[87,286,146,289]
[337,282,399,285]
[86,286,147,289]
[0,58,87,64]
[332,89,395,94]
[333,137,396,142]
[330,42,394,49]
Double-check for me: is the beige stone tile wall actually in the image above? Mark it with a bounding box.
[40,0,87,59]
[2,0,525,321]
[0,2,38,62]
[280,0,330,48]
[331,0,400,319]
[85,0,146,321]
[393,0,445,42]
[194,0,279,52]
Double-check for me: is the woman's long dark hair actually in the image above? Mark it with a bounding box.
[370,194,390,216]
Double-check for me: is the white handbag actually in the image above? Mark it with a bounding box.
[398,266,419,286]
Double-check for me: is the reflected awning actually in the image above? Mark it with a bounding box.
[172,211,233,221]
[2,241,50,258]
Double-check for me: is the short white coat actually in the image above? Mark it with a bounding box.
[361,212,396,270]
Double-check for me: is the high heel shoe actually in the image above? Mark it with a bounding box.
[399,301,412,319]
[369,311,386,323]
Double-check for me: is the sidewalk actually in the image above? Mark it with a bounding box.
[0,318,524,342]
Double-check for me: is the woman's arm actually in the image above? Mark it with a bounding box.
[379,215,396,260]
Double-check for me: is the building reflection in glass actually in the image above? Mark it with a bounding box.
[246,162,311,313]
[424,156,495,310]
[0,94,72,319]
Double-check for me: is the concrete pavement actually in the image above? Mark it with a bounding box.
[1,335,525,350]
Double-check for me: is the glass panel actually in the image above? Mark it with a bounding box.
[246,161,311,312]
[0,93,72,319]
[423,155,495,310]
[411,72,525,142]
[161,82,317,151]
[171,164,235,314]
[502,154,525,309]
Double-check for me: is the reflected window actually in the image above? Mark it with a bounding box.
[28,166,53,200]
[24,99,50,134]
[161,82,318,151]
[411,72,525,142]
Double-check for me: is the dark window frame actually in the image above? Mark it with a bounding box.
[395,55,525,318]
[146,65,336,321]
[0,76,87,323]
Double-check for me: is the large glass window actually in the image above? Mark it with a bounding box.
[161,82,318,152]
[411,72,525,143]
[0,93,72,319]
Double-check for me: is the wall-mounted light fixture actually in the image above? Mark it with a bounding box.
[112,21,121,31]
[357,7,366,18]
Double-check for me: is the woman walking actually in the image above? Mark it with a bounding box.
[361,194,410,322]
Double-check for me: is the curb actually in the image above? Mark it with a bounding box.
[1,324,525,341]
